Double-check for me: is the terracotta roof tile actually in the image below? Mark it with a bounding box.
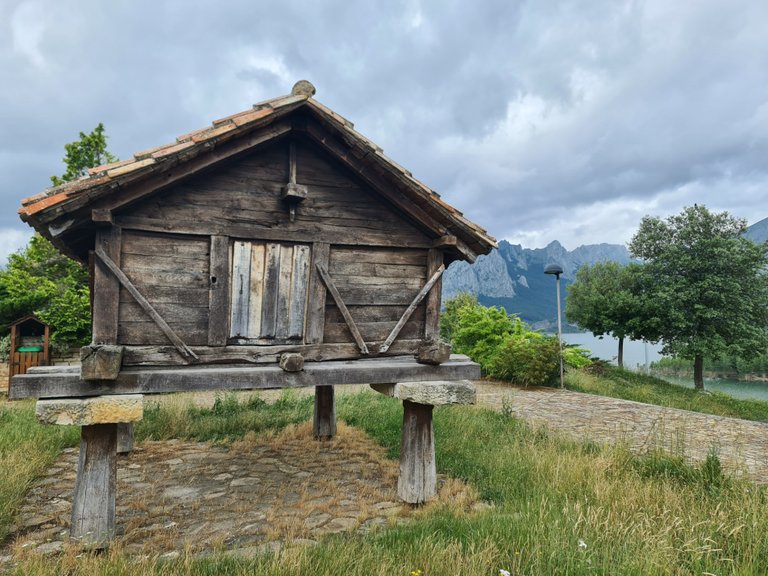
[106,157,155,178]
[190,122,237,143]
[230,107,274,128]
[88,158,134,176]
[151,140,196,159]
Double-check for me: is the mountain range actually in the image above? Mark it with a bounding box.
[442,216,768,330]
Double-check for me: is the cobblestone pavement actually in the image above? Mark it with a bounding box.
[4,421,476,561]
[475,381,768,483]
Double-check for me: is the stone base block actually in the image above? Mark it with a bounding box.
[371,380,475,406]
[36,395,144,426]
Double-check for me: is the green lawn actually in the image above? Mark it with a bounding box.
[2,387,767,575]
[566,365,768,421]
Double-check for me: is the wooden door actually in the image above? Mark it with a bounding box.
[9,351,45,385]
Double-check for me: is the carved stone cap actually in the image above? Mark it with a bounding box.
[292,80,316,97]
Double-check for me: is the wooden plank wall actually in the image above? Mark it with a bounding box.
[324,247,427,345]
[117,231,211,346]
[116,139,432,249]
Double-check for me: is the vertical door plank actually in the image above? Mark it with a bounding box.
[208,235,230,345]
[275,245,295,339]
[288,244,310,340]
[305,243,329,345]
[229,241,252,338]
[247,243,266,339]
[260,243,281,339]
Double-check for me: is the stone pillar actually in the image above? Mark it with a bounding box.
[35,394,143,547]
[313,385,336,439]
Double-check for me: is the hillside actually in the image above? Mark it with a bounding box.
[745,216,768,244]
[442,240,633,329]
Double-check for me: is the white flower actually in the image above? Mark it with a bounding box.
[499,570,511,576]
[578,539,588,550]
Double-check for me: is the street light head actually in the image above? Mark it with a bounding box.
[544,263,564,277]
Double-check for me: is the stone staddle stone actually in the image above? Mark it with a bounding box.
[372,380,476,406]
[36,395,144,426]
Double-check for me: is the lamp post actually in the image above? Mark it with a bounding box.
[544,263,565,389]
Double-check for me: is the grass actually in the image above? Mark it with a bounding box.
[0,401,79,541]
[566,365,768,422]
[2,389,768,574]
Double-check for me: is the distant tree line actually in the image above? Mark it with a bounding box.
[566,205,768,390]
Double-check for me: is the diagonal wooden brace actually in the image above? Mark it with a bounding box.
[315,262,369,354]
[95,245,199,361]
[379,264,445,353]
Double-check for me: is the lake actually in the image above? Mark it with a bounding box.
[561,332,768,402]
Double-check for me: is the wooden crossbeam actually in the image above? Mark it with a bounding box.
[94,246,199,361]
[379,264,445,353]
[315,262,369,354]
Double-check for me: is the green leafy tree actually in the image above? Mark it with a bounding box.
[0,234,91,344]
[0,123,116,345]
[50,123,117,186]
[566,261,648,368]
[629,205,768,390]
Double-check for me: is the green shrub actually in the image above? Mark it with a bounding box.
[489,333,561,386]
[442,294,520,370]
[0,334,10,363]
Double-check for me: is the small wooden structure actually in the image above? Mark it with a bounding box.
[12,80,496,546]
[7,314,50,390]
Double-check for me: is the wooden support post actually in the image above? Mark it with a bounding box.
[398,400,436,504]
[71,424,117,547]
[117,423,134,454]
[313,385,336,439]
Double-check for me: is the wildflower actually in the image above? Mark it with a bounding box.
[578,539,587,551]
[409,570,424,576]
[500,570,511,576]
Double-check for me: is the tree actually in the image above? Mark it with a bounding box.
[0,234,91,343]
[50,123,117,186]
[566,262,640,368]
[0,123,117,344]
[629,205,768,390]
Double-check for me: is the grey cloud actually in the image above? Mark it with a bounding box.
[1,0,766,252]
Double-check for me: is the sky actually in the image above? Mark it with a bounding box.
[1,0,767,265]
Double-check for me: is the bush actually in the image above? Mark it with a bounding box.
[0,334,9,363]
[441,294,591,385]
[489,333,561,386]
[442,294,520,370]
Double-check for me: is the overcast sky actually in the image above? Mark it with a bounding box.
[1,0,766,264]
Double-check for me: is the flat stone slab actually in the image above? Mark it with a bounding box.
[371,380,476,406]
[36,394,144,426]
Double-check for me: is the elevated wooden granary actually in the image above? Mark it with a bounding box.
[12,80,496,545]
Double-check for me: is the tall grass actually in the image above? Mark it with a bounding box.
[567,366,768,421]
[0,401,79,541]
[4,391,768,574]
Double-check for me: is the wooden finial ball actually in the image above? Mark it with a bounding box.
[291,80,316,97]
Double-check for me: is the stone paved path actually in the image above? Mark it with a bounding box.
[475,381,768,483]
[4,421,476,561]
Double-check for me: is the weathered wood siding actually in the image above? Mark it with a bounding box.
[229,241,310,344]
[117,231,210,346]
[116,139,433,249]
[324,247,427,345]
